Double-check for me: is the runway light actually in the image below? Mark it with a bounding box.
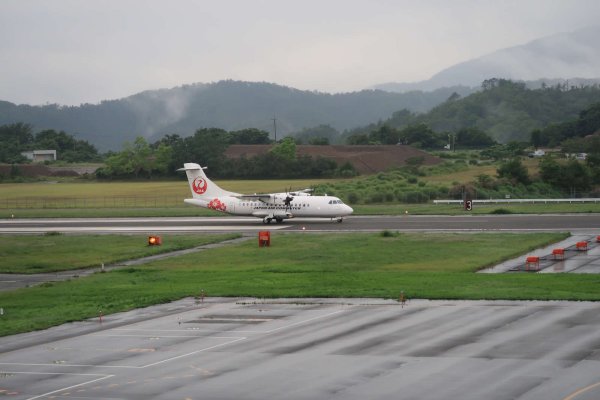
[525,256,540,271]
[552,248,565,260]
[148,235,162,246]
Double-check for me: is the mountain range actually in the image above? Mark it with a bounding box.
[0,82,470,151]
[374,26,600,92]
[1,26,599,151]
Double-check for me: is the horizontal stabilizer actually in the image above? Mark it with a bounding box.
[176,163,207,172]
[184,198,209,207]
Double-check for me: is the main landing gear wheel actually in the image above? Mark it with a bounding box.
[275,217,284,223]
[263,217,272,224]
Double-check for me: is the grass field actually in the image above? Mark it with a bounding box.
[0,178,340,205]
[0,233,241,273]
[4,231,599,337]
[423,158,541,185]
[3,169,599,217]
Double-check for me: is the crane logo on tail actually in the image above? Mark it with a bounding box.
[192,177,208,194]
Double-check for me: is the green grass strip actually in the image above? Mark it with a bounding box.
[3,231,596,337]
[0,233,241,273]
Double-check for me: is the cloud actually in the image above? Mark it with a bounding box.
[1,0,600,104]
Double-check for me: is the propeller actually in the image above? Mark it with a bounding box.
[284,186,294,211]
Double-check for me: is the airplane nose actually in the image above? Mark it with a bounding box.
[344,205,354,215]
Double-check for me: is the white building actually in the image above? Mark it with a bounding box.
[21,150,57,162]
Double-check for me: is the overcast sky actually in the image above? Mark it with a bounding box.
[1,0,599,105]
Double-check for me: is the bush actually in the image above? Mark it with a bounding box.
[368,192,385,203]
[399,191,429,203]
[347,192,360,204]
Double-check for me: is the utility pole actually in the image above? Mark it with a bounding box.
[271,116,277,143]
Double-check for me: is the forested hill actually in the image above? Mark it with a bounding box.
[349,79,600,143]
[0,81,467,151]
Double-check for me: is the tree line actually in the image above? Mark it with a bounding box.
[344,79,600,144]
[0,123,100,163]
[96,130,357,179]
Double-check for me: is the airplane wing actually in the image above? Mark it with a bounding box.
[235,194,274,202]
[290,188,313,196]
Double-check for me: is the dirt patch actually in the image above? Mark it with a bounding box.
[225,145,442,174]
[0,164,100,177]
[0,164,54,177]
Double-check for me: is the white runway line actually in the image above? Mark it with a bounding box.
[0,337,247,370]
[96,334,245,339]
[20,373,114,400]
[0,217,262,224]
[263,309,346,334]
[0,225,289,233]
[139,337,246,368]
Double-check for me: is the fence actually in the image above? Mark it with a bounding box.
[434,198,600,205]
[0,196,187,209]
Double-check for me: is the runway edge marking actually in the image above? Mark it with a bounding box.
[25,374,114,400]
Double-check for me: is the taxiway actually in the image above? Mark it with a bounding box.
[1,298,599,400]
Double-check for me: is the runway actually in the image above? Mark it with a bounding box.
[1,298,600,400]
[2,214,600,234]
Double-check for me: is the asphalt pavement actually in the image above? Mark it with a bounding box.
[1,214,600,234]
[1,298,599,400]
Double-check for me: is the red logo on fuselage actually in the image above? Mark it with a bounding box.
[208,198,227,212]
[192,177,208,194]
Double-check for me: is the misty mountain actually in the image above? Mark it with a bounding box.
[0,81,465,151]
[353,79,600,143]
[374,26,600,93]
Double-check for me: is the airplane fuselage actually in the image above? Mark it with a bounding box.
[184,194,353,220]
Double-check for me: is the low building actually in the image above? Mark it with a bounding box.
[21,150,57,162]
[528,149,546,157]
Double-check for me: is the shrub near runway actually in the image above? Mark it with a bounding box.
[4,231,600,337]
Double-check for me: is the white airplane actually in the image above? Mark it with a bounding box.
[178,163,353,224]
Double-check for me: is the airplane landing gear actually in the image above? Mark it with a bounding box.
[275,217,284,223]
[263,217,272,224]
[332,217,343,223]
